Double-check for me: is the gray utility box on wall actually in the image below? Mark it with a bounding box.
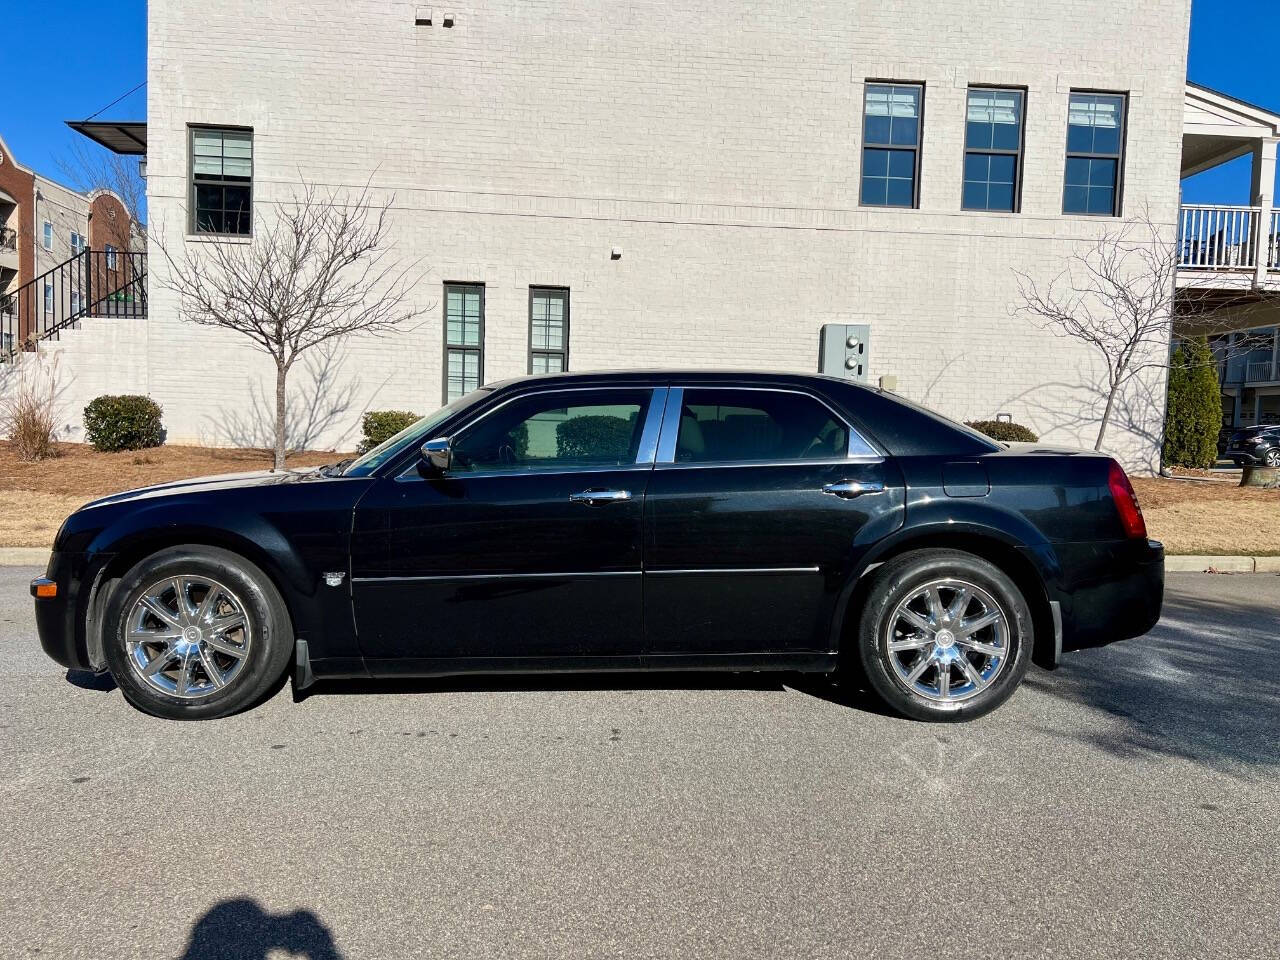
[819,323,871,382]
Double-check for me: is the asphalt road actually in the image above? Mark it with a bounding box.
[0,569,1277,960]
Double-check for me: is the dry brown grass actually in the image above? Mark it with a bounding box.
[1131,476,1280,555]
[0,441,347,547]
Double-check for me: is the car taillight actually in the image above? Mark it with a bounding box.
[1107,460,1147,540]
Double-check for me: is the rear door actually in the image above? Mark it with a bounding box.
[642,386,904,658]
[351,386,666,670]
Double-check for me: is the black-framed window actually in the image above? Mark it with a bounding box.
[190,127,253,236]
[444,283,484,403]
[529,287,569,374]
[861,83,923,208]
[963,88,1025,213]
[1063,92,1126,216]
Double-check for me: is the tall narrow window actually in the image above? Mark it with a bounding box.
[861,83,923,208]
[529,287,569,374]
[43,282,53,312]
[70,232,86,255]
[104,244,118,269]
[1063,92,1126,216]
[963,88,1024,212]
[443,283,484,403]
[190,127,254,235]
[42,221,53,250]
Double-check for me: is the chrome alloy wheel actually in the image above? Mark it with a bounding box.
[124,575,252,699]
[885,578,1010,704]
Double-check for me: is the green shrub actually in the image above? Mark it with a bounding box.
[83,395,164,452]
[556,415,634,461]
[358,410,419,454]
[965,419,1039,443]
[1163,336,1222,469]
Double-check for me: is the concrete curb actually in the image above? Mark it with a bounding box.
[0,548,51,567]
[1165,555,1280,574]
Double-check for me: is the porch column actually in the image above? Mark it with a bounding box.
[1252,137,1278,287]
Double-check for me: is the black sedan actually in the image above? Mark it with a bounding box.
[33,371,1164,722]
[1223,424,1280,467]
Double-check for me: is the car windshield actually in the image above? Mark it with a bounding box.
[342,389,492,476]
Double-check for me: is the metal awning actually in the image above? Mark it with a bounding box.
[66,120,147,156]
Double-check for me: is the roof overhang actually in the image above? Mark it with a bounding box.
[1183,82,1280,178]
[66,120,147,156]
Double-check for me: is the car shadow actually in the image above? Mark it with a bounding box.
[297,670,902,719]
[178,898,344,960]
[64,668,116,692]
[1023,585,1280,774]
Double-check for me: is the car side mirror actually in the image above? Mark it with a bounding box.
[419,437,452,477]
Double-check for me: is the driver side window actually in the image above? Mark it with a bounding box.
[451,389,652,474]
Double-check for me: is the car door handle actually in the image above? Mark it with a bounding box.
[569,488,632,505]
[822,479,885,499]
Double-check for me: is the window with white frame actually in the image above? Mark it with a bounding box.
[43,282,53,313]
[529,287,569,374]
[105,244,118,269]
[70,232,86,256]
[42,222,53,250]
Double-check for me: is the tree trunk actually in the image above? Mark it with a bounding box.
[274,363,288,470]
[1094,385,1118,451]
[1240,465,1280,488]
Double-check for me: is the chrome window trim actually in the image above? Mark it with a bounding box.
[646,566,821,576]
[395,385,666,481]
[353,570,640,584]
[654,385,882,466]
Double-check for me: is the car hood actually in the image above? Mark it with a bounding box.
[80,468,324,510]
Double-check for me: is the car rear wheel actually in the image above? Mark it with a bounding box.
[856,549,1032,721]
[102,546,293,720]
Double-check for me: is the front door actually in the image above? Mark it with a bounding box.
[351,386,665,673]
[643,386,904,658]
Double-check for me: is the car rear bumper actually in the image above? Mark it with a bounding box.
[1037,538,1164,653]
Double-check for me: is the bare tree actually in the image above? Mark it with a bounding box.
[158,179,425,468]
[57,140,147,242]
[1014,214,1271,452]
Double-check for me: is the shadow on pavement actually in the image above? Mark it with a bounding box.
[178,898,343,960]
[301,670,902,718]
[1024,586,1280,774]
[65,668,116,692]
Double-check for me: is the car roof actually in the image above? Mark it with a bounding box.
[486,369,880,392]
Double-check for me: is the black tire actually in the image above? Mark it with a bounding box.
[102,545,294,720]
[1265,449,1280,467]
[856,549,1032,722]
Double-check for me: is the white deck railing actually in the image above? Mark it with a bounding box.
[1246,361,1276,382]
[1179,205,1260,270]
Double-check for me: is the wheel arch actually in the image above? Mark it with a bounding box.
[831,524,1059,670]
[83,519,312,672]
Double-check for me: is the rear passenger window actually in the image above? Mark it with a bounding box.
[674,389,850,463]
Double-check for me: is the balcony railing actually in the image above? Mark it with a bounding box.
[1246,361,1276,382]
[1178,204,1280,276]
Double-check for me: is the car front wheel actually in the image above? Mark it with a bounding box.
[102,545,294,720]
[1265,449,1280,467]
[857,549,1032,721]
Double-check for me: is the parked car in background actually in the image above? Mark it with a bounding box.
[32,372,1164,723]
[1223,425,1280,467]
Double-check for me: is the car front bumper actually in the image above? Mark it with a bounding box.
[32,552,100,671]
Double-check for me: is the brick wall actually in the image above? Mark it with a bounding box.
[138,0,1193,469]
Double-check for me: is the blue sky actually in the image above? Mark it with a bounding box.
[0,0,1274,201]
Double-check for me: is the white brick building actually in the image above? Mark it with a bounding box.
[50,0,1214,469]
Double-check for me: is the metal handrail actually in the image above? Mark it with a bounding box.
[0,247,147,361]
